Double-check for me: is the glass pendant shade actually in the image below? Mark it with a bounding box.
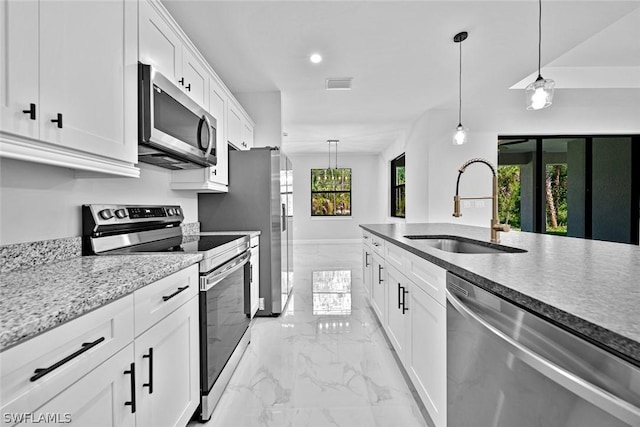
[525,75,555,110]
[452,124,468,145]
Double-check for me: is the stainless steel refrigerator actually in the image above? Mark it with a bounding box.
[198,147,293,316]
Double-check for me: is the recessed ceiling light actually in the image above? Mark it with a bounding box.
[310,53,322,64]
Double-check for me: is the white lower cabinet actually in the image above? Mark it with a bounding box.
[135,297,199,427]
[30,344,136,427]
[362,246,373,299]
[363,235,447,427]
[0,265,200,427]
[370,252,386,323]
[407,281,447,427]
[385,265,410,362]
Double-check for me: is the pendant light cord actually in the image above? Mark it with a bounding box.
[537,0,542,79]
[458,39,462,125]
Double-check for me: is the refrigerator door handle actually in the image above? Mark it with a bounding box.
[282,203,286,232]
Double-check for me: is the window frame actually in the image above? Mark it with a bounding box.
[390,153,406,218]
[310,168,352,217]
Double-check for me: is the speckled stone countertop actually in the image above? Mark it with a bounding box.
[360,223,640,365]
[0,253,202,351]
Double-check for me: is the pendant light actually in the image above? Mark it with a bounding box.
[526,0,555,110]
[453,31,468,145]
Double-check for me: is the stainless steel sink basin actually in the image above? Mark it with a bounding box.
[403,235,526,254]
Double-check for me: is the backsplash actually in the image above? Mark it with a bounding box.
[0,222,200,273]
[0,237,81,273]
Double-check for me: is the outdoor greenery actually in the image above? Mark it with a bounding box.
[497,164,568,235]
[394,165,406,217]
[311,168,352,216]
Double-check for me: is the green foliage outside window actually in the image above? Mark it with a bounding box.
[311,168,352,216]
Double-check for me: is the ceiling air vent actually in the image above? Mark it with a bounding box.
[326,78,353,91]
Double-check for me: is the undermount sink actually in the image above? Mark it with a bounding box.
[403,235,526,254]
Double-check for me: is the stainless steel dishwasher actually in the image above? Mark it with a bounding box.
[446,272,640,427]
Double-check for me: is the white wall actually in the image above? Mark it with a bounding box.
[390,88,640,228]
[234,91,282,148]
[0,158,198,244]
[288,153,385,242]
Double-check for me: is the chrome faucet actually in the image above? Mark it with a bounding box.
[453,158,510,243]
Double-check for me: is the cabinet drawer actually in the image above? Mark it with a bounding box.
[370,234,385,255]
[134,264,199,337]
[0,294,134,416]
[384,242,404,272]
[362,230,372,247]
[403,250,446,306]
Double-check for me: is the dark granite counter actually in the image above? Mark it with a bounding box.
[0,253,202,351]
[360,222,640,365]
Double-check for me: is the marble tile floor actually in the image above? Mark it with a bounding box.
[190,243,431,427]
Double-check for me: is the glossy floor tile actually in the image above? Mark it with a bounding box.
[192,243,430,427]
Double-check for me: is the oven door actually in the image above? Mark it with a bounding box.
[139,63,217,168]
[199,251,251,395]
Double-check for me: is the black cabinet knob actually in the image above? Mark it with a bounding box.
[22,103,36,120]
[51,113,63,129]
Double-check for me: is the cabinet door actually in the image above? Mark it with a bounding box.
[362,247,372,299]
[241,121,254,149]
[250,243,260,317]
[139,0,182,83]
[408,284,446,427]
[226,102,242,148]
[39,0,137,163]
[0,0,39,139]
[14,344,137,427]
[135,297,199,427]
[181,48,208,107]
[385,265,409,362]
[209,76,228,185]
[370,253,386,323]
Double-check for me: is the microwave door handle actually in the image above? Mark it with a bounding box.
[202,114,214,159]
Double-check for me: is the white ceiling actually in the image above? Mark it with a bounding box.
[161,0,640,154]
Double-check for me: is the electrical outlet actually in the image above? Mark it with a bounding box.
[474,200,485,208]
[259,298,265,310]
[463,200,472,209]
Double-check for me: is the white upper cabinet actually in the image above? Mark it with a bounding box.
[0,0,138,177]
[227,101,242,149]
[209,76,229,186]
[139,0,208,108]
[242,120,255,150]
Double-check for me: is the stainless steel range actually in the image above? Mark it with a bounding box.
[82,204,252,422]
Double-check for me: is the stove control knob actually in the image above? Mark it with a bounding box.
[98,209,114,220]
[115,209,128,219]
[167,208,175,216]
[174,207,181,216]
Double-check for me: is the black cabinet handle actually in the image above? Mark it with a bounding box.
[365,252,370,267]
[162,285,189,302]
[212,169,217,175]
[30,337,105,382]
[250,264,253,282]
[186,83,191,91]
[398,283,402,309]
[124,363,136,413]
[51,113,63,128]
[142,348,153,394]
[178,77,184,86]
[22,103,36,120]
[378,265,384,284]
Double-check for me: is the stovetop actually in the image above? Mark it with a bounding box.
[108,234,245,254]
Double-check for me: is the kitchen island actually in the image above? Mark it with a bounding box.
[360,222,640,366]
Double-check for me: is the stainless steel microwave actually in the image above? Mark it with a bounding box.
[138,63,217,170]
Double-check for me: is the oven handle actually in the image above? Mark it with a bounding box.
[201,251,250,291]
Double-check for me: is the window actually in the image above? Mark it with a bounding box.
[498,135,639,245]
[391,154,405,218]
[311,168,352,216]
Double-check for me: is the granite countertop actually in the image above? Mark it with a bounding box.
[360,222,640,365]
[0,253,202,351]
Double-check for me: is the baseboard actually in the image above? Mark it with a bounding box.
[294,238,361,245]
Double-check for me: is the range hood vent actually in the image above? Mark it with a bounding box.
[326,78,353,90]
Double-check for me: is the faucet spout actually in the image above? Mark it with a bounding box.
[453,158,510,243]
